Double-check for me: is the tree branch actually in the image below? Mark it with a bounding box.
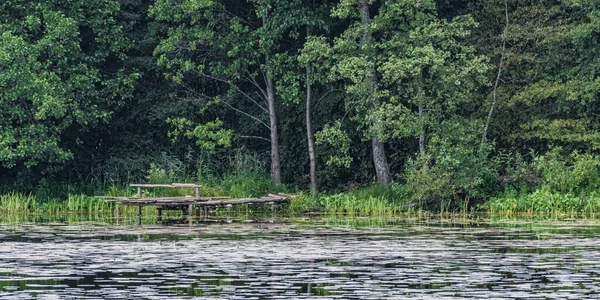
[314,89,344,108]
[481,0,509,149]
[236,135,271,142]
[220,98,270,129]
[202,74,268,113]
[244,72,268,101]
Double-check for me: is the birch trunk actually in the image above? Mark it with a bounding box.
[263,16,281,184]
[306,63,317,192]
[418,68,425,155]
[358,0,391,185]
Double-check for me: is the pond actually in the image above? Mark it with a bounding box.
[0,217,599,299]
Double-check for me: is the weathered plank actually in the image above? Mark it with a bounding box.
[129,183,201,188]
[193,196,288,207]
[97,196,231,202]
[98,186,293,223]
[100,195,288,207]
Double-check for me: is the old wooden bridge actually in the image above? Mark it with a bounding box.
[99,183,292,224]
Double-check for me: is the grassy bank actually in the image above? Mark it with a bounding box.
[481,189,600,217]
[3,169,600,218]
[289,184,411,215]
[0,173,287,217]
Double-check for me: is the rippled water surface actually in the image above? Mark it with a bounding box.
[1,217,600,299]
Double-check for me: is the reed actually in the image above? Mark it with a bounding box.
[0,192,36,212]
[482,189,600,217]
[289,184,408,216]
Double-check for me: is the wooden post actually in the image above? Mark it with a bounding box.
[204,206,208,217]
[137,186,141,197]
[246,205,249,217]
[137,205,142,225]
[116,204,121,225]
[195,186,199,198]
[189,205,193,227]
[157,207,163,222]
[270,202,275,217]
[226,204,231,216]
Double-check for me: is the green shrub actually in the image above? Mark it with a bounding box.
[533,149,600,194]
[290,184,408,215]
[220,173,286,198]
[403,120,498,210]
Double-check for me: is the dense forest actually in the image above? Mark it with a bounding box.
[2,0,600,211]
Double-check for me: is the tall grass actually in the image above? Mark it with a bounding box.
[482,188,600,217]
[482,150,600,217]
[0,192,114,214]
[290,184,410,216]
[0,192,36,212]
[220,173,286,198]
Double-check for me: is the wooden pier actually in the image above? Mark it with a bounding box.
[99,183,292,224]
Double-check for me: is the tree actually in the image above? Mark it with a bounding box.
[0,0,134,170]
[330,0,392,184]
[300,34,341,191]
[375,0,488,153]
[469,0,600,154]
[151,0,313,184]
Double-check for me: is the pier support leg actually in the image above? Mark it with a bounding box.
[271,202,275,218]
[137,205,142,225]
[116,204,121,225]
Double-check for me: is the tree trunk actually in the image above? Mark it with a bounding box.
[306,47,318,192]
[482,0,509,149]
[418,68,425,155]
[358,0,391,185]
[266,66,281,184]
[263,17,281,185]
[418,101,425,154]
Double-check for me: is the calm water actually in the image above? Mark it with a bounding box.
[0,217,600,299]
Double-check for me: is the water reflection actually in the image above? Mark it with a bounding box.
[0,218,599,298]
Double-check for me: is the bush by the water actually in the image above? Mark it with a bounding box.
[290,184,409,215]
[483,149,600,214]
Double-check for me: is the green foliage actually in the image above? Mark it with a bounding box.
[315,121,352,168]
[291,184,409,215]
[146,163,178,184]
[533,149,600,194]
[0,192,36,212]
[404,120,498,208]
[483,148,600,215]
[0,192,111,214]
[374,4,489,144]
[0,0,135,168]
[298,36,335,85]
[167,118,232,152]
[472,0,600,154]
[228,148,267,176]
[288,192,320,213]
[5,0,600,217]
[484,189,600,215]
[220,173,286,198]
